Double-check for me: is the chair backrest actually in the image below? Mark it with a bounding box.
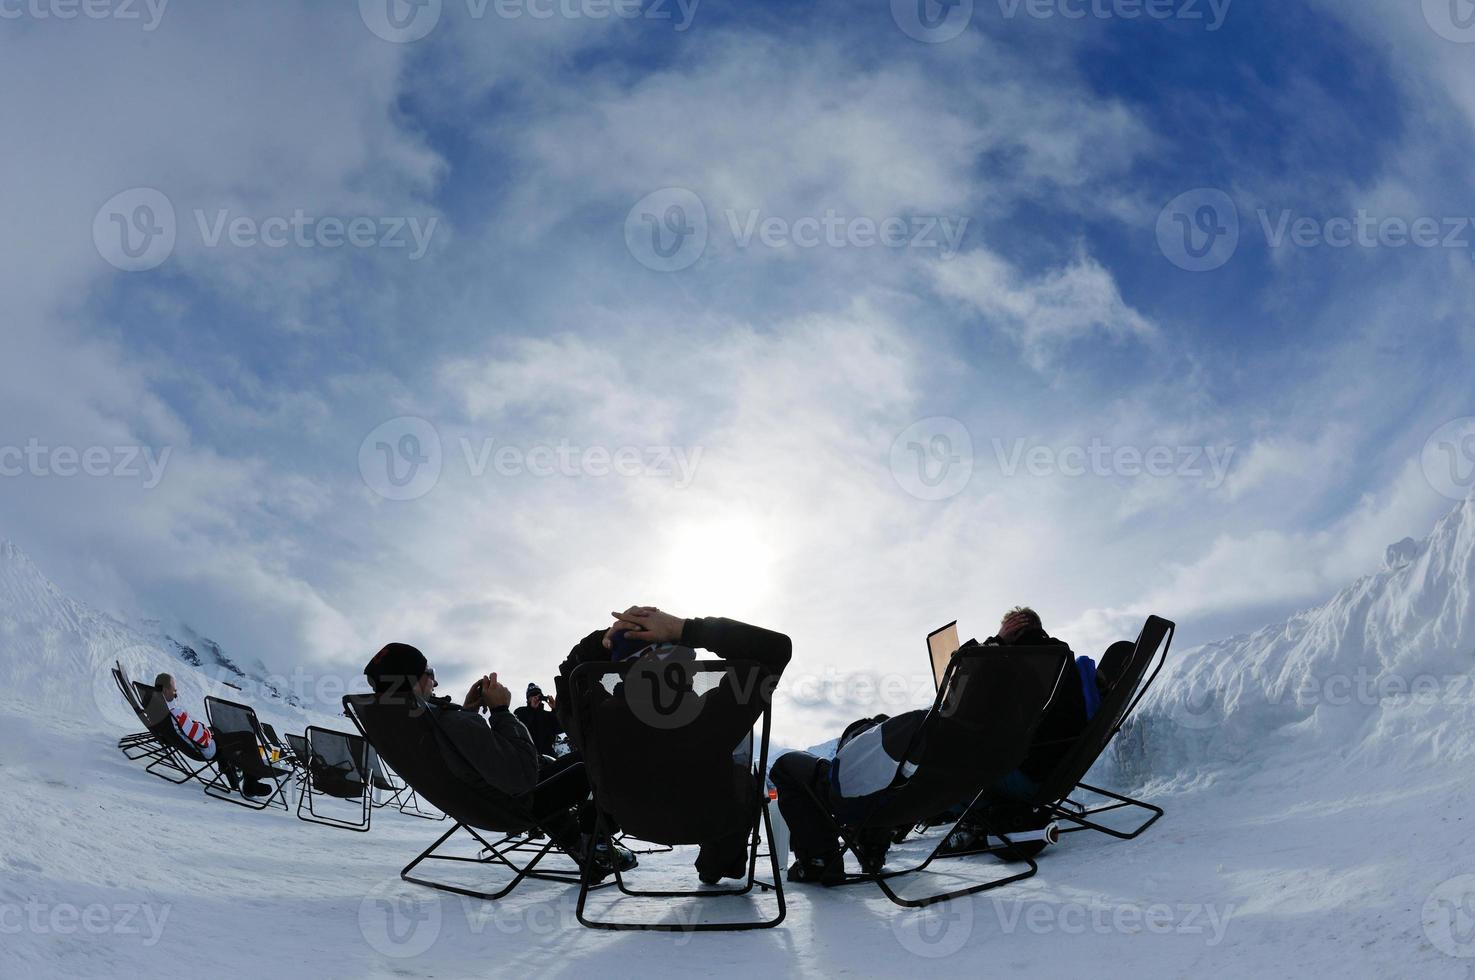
[860,645,1069,828]
[260,722,285,749]
[1029,615,1175,803]
[114,662,211,762]
[204,696,281,777]
[343,694,538,833]
[284,733,309,765]
[566,658,774,845]
[304,726,370,799]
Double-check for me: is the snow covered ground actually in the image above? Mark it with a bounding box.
[2,502,1474,978]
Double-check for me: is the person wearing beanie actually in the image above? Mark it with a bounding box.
[364,642,538,798]
[363,642,636,880]
[514,682,564,757]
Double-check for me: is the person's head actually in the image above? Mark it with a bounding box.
[998,606,1043,644]
[364,642,433,700]
[526,683,543,709]
[153,672,177,701]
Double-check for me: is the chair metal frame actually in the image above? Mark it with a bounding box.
[201,695,292,812]
[295,725,374,832]
[566,658,787,932]
[800,646,1070,909]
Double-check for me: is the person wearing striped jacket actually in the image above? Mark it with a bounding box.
[154,673,269,797]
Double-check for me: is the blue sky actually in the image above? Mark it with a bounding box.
[4,0,1474,744]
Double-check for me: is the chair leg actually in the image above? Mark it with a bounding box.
[295,780,372,832]
[401,823,582,901]
[1048,782,1163,840]
[396,788,445,821]
[204,766,290,812]
[144,749,216,786]
[798,782,1038,909]
[575,803,786,932]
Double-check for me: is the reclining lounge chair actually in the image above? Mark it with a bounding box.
[564,658,786,932]
[201,695,293,811]
[343,693,586,902]
[296,726,374,832]
[798,645,1070,908]
[111,662,217,785]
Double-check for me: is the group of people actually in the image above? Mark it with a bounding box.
[353,603,1128,886]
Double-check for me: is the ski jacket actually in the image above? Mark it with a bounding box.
[168,701,216,761]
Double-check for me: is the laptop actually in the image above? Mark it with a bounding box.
[927,621,961,692]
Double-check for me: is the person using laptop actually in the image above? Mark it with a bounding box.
[769,606,1106,883]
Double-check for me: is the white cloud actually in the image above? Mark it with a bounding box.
[931,246,1156,367]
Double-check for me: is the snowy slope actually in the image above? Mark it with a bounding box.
[1114,495,1475,783]
[1,511,1473,978]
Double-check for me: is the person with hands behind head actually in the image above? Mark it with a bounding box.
[556,605,792,886]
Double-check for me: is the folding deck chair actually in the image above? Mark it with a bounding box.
[798,645,1070,909]
[1021,615,1175,840]
[933,614,1176,862]
[201,696,293,811]
[295,726,374,832]
[284,732,309,768]
[111,662,217,785]
[343,693,587,902]
[565,658,786,932]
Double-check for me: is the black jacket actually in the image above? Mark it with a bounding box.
[556,617,792,843]
[990,628,1087,782]
[513,703,564,756]
[427,701,539,798]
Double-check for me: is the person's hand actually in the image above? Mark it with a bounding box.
[482,672,512,711]
[463,676,488,711]
[608,606,684,645]
[543,694,556,711]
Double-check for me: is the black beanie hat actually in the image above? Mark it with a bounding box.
[365,642,429,693]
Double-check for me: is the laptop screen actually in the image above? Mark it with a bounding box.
[928,621,960,691]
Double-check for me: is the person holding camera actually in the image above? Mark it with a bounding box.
[514,683,564,758]
[364,642,634,879]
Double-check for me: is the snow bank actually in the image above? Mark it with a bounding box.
[1115,496,1475,784]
